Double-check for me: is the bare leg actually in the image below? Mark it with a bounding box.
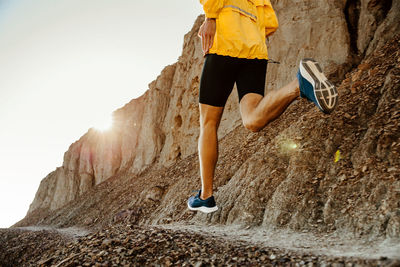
[198,104,224,200]
[197,80,298,200]
[240,79,300,132]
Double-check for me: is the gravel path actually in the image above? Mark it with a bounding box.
[161,224,400,260]
[1,224,399,266]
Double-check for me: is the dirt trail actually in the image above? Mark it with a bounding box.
[160,223,400,260]
[1,224,399,266]
[17,226,90,239]
[12,224,400,260]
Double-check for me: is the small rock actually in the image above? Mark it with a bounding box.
[358,62,371,71]
[351,70,363,82]
[368,67,379,76]
[97,250,107,257]
[102,239,112,247]
[165,258,172,267]
[344,113,352,119]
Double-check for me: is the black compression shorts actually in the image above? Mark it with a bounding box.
[199,54,268,107]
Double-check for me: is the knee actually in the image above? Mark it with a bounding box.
[200,117,220,131]
[243,120,264,132]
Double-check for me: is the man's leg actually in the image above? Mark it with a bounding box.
[198,103,224,200]
[240,79,300,132]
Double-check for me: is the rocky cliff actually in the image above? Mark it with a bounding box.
[19,0,400,240]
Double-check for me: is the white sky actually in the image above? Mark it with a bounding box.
[0,0,203,228]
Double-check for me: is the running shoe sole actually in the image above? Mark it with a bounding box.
[187,203,218,213]
[299,58,338,113]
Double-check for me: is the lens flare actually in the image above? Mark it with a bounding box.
[279,139,299,153]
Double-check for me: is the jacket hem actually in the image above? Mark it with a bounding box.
[208,51,269,60]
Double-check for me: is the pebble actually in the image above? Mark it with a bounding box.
[102,239,112,247]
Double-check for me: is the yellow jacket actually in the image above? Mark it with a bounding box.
[200,0,278,59]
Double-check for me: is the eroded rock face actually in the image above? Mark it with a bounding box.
[147,36,399,239]
[26,0,400,239]
[21,35,400,239]
[266,0,351,89]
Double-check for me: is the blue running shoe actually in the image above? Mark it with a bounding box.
[187,190,218,213]
[297,58,338,114]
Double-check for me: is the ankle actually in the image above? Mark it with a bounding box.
[200,192,212,200]
[292,79,300,96]
[294,86,300,97]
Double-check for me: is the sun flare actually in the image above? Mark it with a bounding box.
[93,115,113,132]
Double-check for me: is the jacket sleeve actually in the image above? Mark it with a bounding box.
[200,0,224,19]
[264,0,278,37]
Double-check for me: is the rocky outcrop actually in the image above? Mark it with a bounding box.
[23,0,400,240]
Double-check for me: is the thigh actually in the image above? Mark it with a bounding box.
[199,54,237,107]
[236,58,268,103]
